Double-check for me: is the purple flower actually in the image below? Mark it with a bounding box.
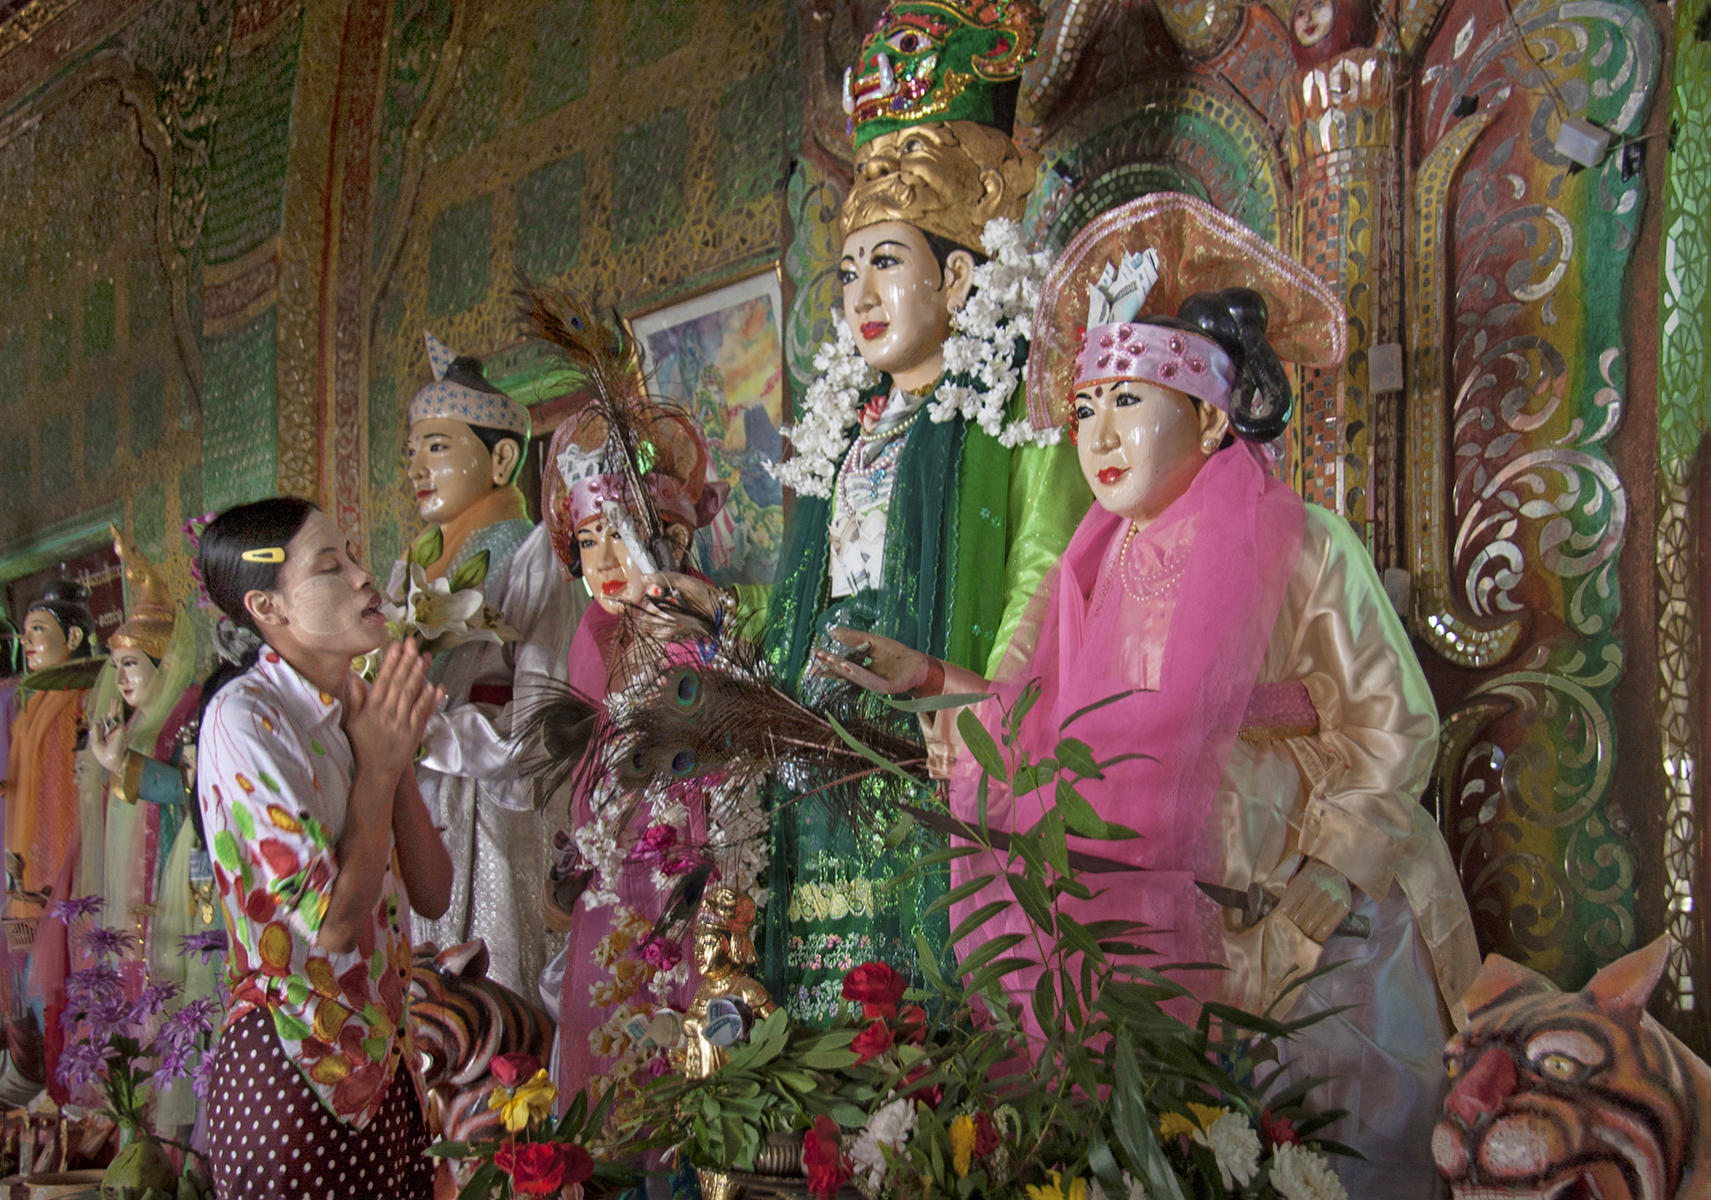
[128,982,182,1024]
[154,1042,194,1085]
[55,1040,111,1091]
[65,961,125,1010]
[190,1052,219,1100]
[157,996,221,1049]
[638,935,683,971]
[177,930,228,963]
[47,896,104,923]
[78,925,137,961]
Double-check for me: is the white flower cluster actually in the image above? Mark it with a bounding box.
[928,218,1061,449]
[1268,1143,1349,1200]
[1200,1110,1262,1190]
[768,218,1061,500]
[850,1097,917,1191]
[769,313,877,499]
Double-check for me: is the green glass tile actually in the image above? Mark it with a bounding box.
[427,195,493,317]
[515,154,584,279]
[717,72,784,211]
[201,310,278,512]
[83,279,115,359]
[2,432,30,506]
[525,0,590,120]
[129,253,165,336]
[431,29,507,162]
[623,0,691,68]
[39,412,71,497]
[132,482,166,559]
[84,389,117,478]
[611,109,688,250]
[40,311,69,381]
[130,367,166,457]
[203,13,303,265]
[0,227,27,292]
[0,327,24,408]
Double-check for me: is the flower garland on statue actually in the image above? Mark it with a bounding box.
[770,217,1060,500]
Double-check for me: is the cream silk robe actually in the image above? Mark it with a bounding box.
[964,505,1479,1197]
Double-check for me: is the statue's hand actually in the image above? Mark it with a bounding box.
[90,700,127,776]
[1272,859,1352,944]
[812,627,930,695]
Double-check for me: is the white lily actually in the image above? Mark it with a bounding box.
[406,563,483,641]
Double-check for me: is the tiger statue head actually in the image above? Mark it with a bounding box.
[1433,936,1711,1199]
[410,940,556,1145]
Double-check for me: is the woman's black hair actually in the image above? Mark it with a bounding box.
[442,356,525,486]
[1145,287,1293,443]
[26,581,97,659]
[195,497,318,722]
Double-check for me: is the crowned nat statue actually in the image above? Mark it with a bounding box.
[758,0,1091,1022]
[397,334,584,996]
[825,193,1481,1191]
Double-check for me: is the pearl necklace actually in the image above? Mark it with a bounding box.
[1116,522,1189,605]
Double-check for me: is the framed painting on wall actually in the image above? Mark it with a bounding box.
[629,266,788,588]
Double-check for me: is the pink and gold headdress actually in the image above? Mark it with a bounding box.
[1027,192,1346,430]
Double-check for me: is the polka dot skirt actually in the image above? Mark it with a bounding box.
[204,1009,436,1199]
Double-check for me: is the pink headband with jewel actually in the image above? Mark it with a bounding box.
[1073,323,1237,409]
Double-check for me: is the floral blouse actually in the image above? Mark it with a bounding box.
[197,650,418,1128]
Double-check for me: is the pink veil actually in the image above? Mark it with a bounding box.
[948,442,1304,1025]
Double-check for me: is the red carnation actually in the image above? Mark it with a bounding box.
[490,1052,541,1089]
[973,1110,1000,1157]
[495,1141,567,1196]
[802,1114,851,1199]
[1262,1110,1302,1148]
[897,1004,928,1045]
[561,1143,595,1185]
[841,962,908,1019]
[851,1019,895,1064]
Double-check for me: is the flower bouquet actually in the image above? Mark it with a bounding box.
[427,1052,642,1199]
[642,685,1356,1200]
[52,898,224,1199]
[367,539,518,674]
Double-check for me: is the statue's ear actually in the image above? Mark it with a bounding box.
[1585,936,1671,1023]
[490,436,522,486]
[65,626,85,653]
[1461,952,1557,1019]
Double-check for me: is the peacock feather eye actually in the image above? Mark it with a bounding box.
[674,669,700,707]
[671,749,696,775]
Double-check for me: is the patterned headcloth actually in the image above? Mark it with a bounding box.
[407,331,530,439]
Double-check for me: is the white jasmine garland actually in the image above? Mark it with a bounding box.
[1268,1144,1348,1200]
[768,218,1060,499]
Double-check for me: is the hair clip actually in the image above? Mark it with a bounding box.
[240,548,286,564]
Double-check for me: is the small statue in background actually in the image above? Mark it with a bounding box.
[1435,936,1711,1198]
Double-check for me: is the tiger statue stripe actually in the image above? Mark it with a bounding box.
[409,940,555,1144]
[1433,936,1711,1199]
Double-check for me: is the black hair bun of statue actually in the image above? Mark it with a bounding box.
[37,579,92,607]
[444,355,503,396]
[1176,287,1292,444]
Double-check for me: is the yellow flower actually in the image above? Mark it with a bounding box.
[487,1068,558,1133]
[1025,1172,1088,1200]
[949,1115,976,1178]
[1187,1102,1231,1133]
[1158,1111,1197,1140]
